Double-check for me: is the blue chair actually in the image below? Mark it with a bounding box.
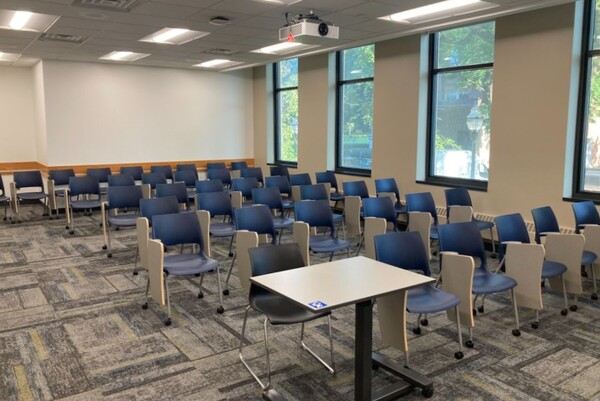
[142,172,167,193]
[316,171,344,203]
[295,199,351,261]
[12,170,49,221]
[375,178,407,215]
[156,182,189,210]
[176,164,198,179]
[300,184,345,235]
[197,191,236,259]
[239,243,335,391]
[356,196,398,255]
[241,167,264,186]
[207,168,232,188]
[231,161,248,171]
[196,179,225,195]
[572,200,600,234]
[145,211,224,324]
[438,221,521,338]
[150,165,173,182]
[342,180,369,199]
[406,192,440,244]
[0,175,10,221]
[270,165,290,178]
[206,162,226,170]
[174,170,198,200]
[102,185,144,258]
[48,169,75,219]
[265,175,293,210]
[495,213,569,322]
[289,173,312,186]
[66,176,102,235]
[119,166,144,181]
[86,167,112,195]
[231,177,259,205]
[108,174,135,187]
[445,187,496,257]
[252,187,294,243]
[374,231,464,359]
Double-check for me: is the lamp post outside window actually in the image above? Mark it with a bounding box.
[466,106,484,179]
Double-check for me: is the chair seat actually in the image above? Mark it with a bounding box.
[54,189,67,197]
[273,216,294,229]
[251,292,329,325]
[541,260,567,279]
[210,222,235,237]
[107,213,138,227]
[71,199,102,209]
[330,193,344,202]
[18,192,47,201]
[582,250,597,266]
[187,188,196,199]
[282,199,294,209]
[309,235,350,253]
[430,224,439,240]
[333,213,343,223]
[474,219,494,231]
[0,195,9,203]
[395,204,407,215]
[407,284,460,314]
[164,253,218,276]
[472,270,517,294]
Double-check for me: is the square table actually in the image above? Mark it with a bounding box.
[250,256,435,401]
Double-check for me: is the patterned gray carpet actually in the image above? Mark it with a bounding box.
[2,203,600,401]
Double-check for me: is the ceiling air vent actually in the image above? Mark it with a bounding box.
[39,33,88,44]
[71,0,139,12]
[203,48,238,56]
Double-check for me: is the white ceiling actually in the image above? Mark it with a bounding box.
[0,0,575,71]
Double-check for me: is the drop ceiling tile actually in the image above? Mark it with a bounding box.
[151,0,221,7]
[52,16,115,30]
[292,0,367,13]
[236,15,285,30]
[214,24,272,38]
[321,12,371,27]
[207,0,280,16]
[132,2,201,18]
[0,0,67,14]
[45,25,100,37]
[347,19,403,33]
[187,9,251,24]
[340,2,402,18]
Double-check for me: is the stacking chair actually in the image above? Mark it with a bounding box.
[65,176,102,235]
[356,196,398,255]
[197,191,236,259]
[270,165,290,178]
[406,192,440,248]
[374,231,466,359]
[294,199,351,262]
[231,161,248,171]
[144,211,224,325]
[107,174,135,187]
[156,182,189,210]
[315,171,344,203]
[572,200,600,234]
[375,178,407,215]
[289,173,312,187]
[231,177,259,206]
[135,196,181,275]
[241,167,264,187]
[252,187,294,243]
[47,169,75,219]
[141,172,167,197]
[150,165,173,183]
[206,162,226,170]
[102,185,144,258]
[264,175,293,210]
[239,243,335,392]
[532,206,598,300]
[86,167,112,195]
[342,180,370,199]
[300,184,345,236]
[206,168,232,189]
[176,164,198,178]
[11,170,49,222]
[445,188,496,257]
[174,170,198,201]
[0,175,10,222]
[195,179,224,195]
[439,222,521,339]
[119,166,144,182]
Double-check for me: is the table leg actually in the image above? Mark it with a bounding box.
[355,299,373,401]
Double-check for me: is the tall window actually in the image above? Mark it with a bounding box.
[336,44,375,173]
[428,22,495,188]
[274,58,298,165]
[575,0,600,197]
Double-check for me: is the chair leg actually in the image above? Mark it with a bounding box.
[239,305,270,390]
[570,294,579,312]
[106,226,113,258]
[355,234,364,257]
[510,289,520,336]
[164,273,172,326]
[532,310,540,329]
[560,274,569,316]
[133,246,140,275]
[299,318,335,374]
[215,266,225,314]
[454,305,464,359]
[263,318,272,389]
[142,276,150,310]
[197,274,205,298]
[329,252,334,262]
[489,227,496,258]
[590,265,598,300]
[224,256,236,293]
[227,235,234,257]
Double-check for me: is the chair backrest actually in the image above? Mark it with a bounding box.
[156,183,188,206]
[49,169,75,186]
[444,188,473,221]
[495,213,531,245]
[14,170,45,190]
[141,172,167,189]
[139,196,181,222]
[206,168,232,186]
[531,206,559,244]
[241,167,264,184]
[315,171,339,192]
[572,200,600,234]
[374,178,400,204]
[374,231,431,276]
[231,177,259,198]
[363,196,397,229]
[234,204,277,244]
[108,174,135,187]
[86,167,111,183]
[300,184,329,200]
[342,180,369,199]
[196,179,224,193]
[295,199,336,235]
[248,243,305,296]
[107,185,144,210]
[68,176,100,198]
[231,161,248,170]
[0,175,6,196]
[119,166,144,181]
[176,164,198,178]
[252,187,284,214]
[270,165,290,178]
[289,173,312,186]
[406,192,438,225]
[174,170,197,187]
[206,162,226,170]
[197,191,233,218]
[150,165,173,181]
[265,175,291,195]
[152,211,203,249]
[438,221,487,271]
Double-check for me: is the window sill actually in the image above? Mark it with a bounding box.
[417,177,487,192]
[334,168,371,178]
[269,161,298,168]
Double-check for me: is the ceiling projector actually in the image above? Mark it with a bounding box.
[279,11,339,43]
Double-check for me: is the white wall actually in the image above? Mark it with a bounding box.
[0,66,37,162]
[41,60,254,166]
[33,61,47,165]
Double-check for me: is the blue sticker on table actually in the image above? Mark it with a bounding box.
[309,301,327,309]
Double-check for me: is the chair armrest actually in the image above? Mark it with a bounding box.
[439,251,459,256]
[501,240,522,245]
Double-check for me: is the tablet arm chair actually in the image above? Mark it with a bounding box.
[406,192,440,251]
[356,196,398,255]
[241,167,264,187]
[315,171,344,203]
[119,166,144,182]
[86,167,111,196]
[197,190,236,259]
[102,185,144,258]
[150,165,173,183]
[572,200,600,234]
[265,175,293,210]
[48,169,75,220]
[375,177,407,216]
[66,176,103,235]
[252,187,294,243]
[289,173,312,187]
[239,243,335,392]
[269,165,290,178]
[174,170,199,201]
[156,182,189,210]
[11,170,49,222]
[300,183,345,238]
[0,175,10,222]
[206,168,232,189]
[107,174,136,187]
[206,162,226,170]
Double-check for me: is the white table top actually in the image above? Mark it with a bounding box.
[250,256,434,312]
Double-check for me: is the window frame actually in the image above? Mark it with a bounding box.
[424,27,494,191]
[335,47,375,177]
[273,59,299,167]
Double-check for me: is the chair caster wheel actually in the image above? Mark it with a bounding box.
[107,253,112,258]
[465,340,474,348]
[454,351,464,360]
[197,292,204,299]
[472,309,477,316]
[582,271,588,278]
[69,230,74,235]
[570,305,578,312]
[116,227,120,231]
[223,289,229,296]
[65,225,70,230]
[133,271,138,276]
[142,303,148,310]
[422,387,434,398]
[477,306,484,313]
[561,309,568,316]
[412,327,421,335]
[228,252,234,257]
[217,306,224,314]
[512,329,521,336]
[102,245,107,250]
[491,253,497,259]
[372,362,379,370]
[592,293,598,300]
[531,322,539,329]
[420,318,429,326]
[164,318,172,326]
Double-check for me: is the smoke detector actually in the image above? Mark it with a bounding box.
[209,16,231,26]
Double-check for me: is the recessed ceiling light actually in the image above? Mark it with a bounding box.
[99,51,150,62]
[379,0,497,24]
[139,27,210,45]
[252,0,303,5]
[251,41,315,55]
[194,59,243,68]
[0,9,59,32]
[0,51,20,62]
